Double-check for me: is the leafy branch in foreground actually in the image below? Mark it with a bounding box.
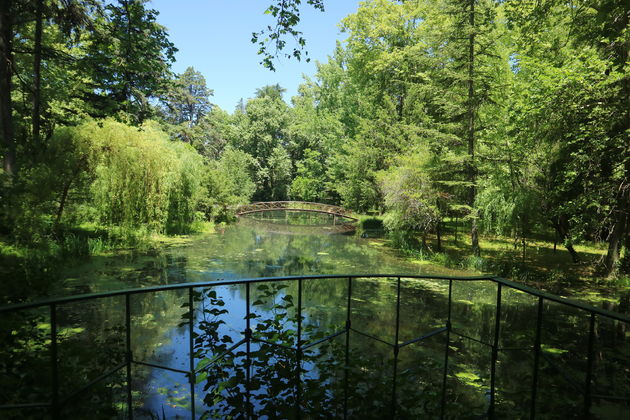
[185,284,480,418]
[252,0,325,71]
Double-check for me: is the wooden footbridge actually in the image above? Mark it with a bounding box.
[236,201,358,221]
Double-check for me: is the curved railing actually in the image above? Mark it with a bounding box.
[0,274,628,418]
[235,201,358,221]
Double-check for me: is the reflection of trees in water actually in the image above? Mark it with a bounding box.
[2,277,628,417]
[191,281,487,417]
[6,224,627,417]
[239,213,356,234]
[60,218,451,296]
[191,280,629,418]
[241,210,355,227]
[0,259,197,418]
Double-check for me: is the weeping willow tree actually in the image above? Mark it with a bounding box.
[87,120,206,233]
[46,119,206,234]
[166,141,207,233]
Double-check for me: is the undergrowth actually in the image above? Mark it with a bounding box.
[0,220,214,305]
[384,222,628,297]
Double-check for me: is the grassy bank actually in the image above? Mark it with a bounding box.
[361,216,629,302]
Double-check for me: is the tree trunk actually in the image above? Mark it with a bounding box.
[621,230,630,274]
[436,219,442,252]
[32,0,43,152]
[55,179,73,227]
[553,215,580,263]
[454,215,459,243]
[396,94,405,120]
[467,0,480,257]
[603,59,630,276]
[120,0,132,113]
[55,163,84,227]
[0,0,14,176]
[603,212,627,276]
[602,187,630,277]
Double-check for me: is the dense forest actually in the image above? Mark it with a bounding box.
[0,0,628,304]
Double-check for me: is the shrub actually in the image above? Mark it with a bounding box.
[361,217,383,230]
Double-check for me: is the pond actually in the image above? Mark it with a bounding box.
[59,211,467,295]
[2,212,628,419]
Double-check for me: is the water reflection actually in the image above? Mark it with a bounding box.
[44,213,630,418]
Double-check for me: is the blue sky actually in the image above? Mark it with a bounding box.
[150,0,361,111]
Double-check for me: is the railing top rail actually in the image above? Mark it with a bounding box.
[236,201,358,220]
[237,208,358,220]
[1,274,628,323]
[239,201,354,213]
[249,201,342,206]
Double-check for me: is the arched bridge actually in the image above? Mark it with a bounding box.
[236,201,358,221]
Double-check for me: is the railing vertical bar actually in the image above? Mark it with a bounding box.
[188,287,196,419]
[50,303,59,420]
[391,276,402,418]
[245,282,251,420]
[440,279,453,419]
[489,283,502,419]
[296,278,303,419]
[584,312,596,416]
[125,294,133,420]
[530,296,543,420]
[344,276,353,420]
[2,274,626,419]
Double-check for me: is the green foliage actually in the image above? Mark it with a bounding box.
[266,146,293,200]
[3,118,208,256]
[289,149,326,202]
[186,282,617,418]
[330,136,383,213]
[231,95,294,200]
[166,142,208,234]
[161,66,213,126]
[431,252,456,268]
[379,148,440,240]
[189,284,454,418]
[69,119,206,233]
[81,0,177,122]
[254,83,287,101]
[206,148,256,221]
[1,0,628,306]
[460,254,486,272]
[360,217,384,230]
[252,0,325,70]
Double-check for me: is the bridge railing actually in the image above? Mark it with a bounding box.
[0,274,628,418]
[236,201,358,220]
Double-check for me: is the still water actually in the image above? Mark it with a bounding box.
[52,213,627,419]
[61,212,465,295]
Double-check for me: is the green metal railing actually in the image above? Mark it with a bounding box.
[1,274,628,419]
